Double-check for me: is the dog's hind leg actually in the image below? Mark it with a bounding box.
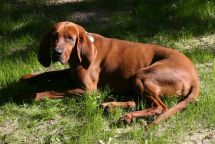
[120,61,199,125]
[119,79,168,123]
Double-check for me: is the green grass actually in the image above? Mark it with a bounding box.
[1,0,215,143]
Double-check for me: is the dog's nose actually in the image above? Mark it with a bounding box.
[54,49,62,56]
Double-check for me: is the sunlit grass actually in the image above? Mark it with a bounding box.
[0,0,215,143]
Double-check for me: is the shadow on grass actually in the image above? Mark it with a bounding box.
[0,0,214,61]
[0,79,72,105]
[1,0,215,37]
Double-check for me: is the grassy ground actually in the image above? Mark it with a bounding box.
[0,0,215,143]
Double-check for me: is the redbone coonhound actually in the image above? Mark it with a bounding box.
[21,22,199,125]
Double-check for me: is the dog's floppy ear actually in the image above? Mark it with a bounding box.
[76,26,96,69]
[38,31,52,67]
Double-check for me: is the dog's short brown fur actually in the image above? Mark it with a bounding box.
[21,22,199,124]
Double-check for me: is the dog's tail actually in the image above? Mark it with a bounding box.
[152,82,199,124]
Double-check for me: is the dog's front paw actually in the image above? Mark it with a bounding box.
[34,91,52,100]
[34,91,64,100]
[20,74,35,81]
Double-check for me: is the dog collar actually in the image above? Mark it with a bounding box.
[85,31,94,43]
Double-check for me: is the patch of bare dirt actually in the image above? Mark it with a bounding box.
[175,34,215,50]
[182,128,215,144]
[69,10,110,24]
[53,0,84,3]
[0,118,19,135]
[16,0,84,4]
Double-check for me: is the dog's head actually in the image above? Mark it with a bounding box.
[38,21,96,68]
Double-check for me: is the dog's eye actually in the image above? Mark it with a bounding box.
[67,36,73,41]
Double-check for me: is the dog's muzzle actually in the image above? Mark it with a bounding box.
[53,49,63,61]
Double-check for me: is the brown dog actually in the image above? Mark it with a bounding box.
[21,22,199,124]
